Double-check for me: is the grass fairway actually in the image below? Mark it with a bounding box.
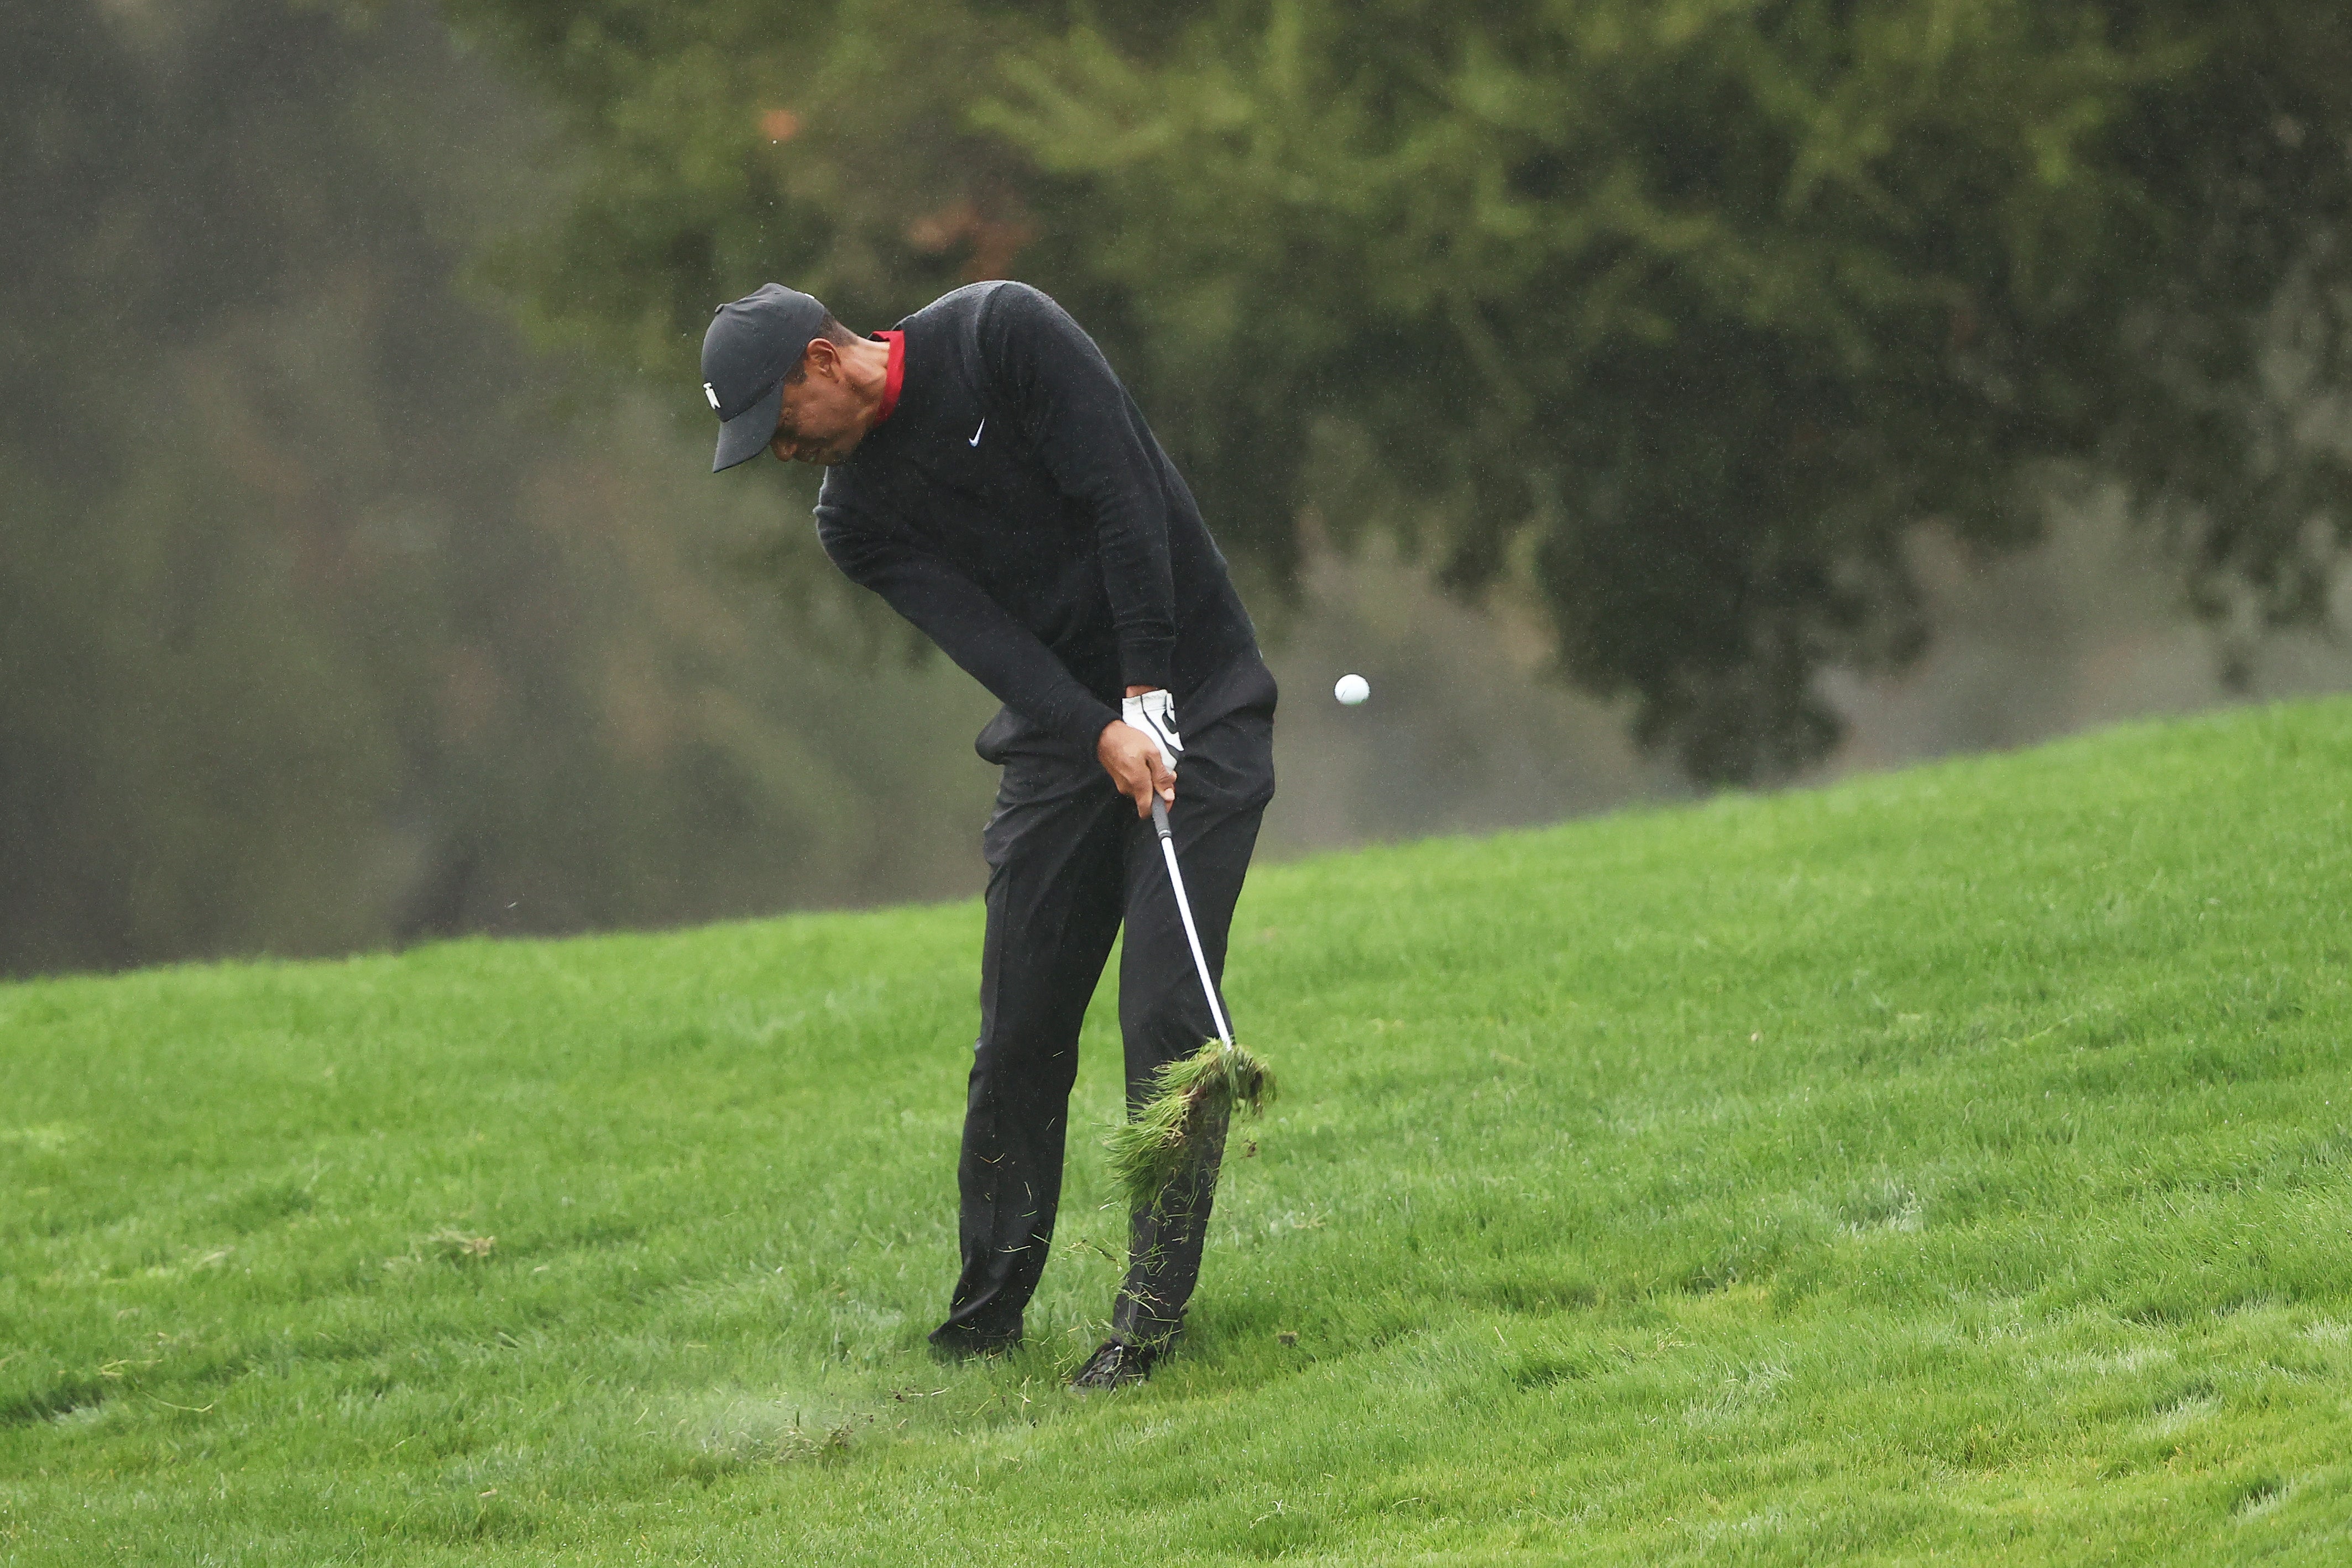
[6,700,2351,1565]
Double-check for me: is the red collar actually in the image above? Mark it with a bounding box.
[874,331,905,425]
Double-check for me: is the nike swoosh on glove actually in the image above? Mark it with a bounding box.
[1120,689,1183,773]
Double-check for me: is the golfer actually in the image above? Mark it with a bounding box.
[702,281,1277,1389]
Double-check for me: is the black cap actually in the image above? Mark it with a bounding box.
[702,284,829,472]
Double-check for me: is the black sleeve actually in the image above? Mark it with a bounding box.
[978,284,1176,692]
[816,504,1121,750]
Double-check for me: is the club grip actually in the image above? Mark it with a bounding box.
[1151,796,1172,840]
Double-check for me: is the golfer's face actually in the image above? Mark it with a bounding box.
[769,371,861,466]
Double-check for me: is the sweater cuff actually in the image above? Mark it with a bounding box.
[1118,639,1174,694]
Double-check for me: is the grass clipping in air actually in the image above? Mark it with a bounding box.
[1105,1038,1277,1214]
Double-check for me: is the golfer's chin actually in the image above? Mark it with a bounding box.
[800,436,866,467]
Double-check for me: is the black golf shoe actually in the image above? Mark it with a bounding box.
[928,1322,1020,1361]
[1068,1338,1159,1391]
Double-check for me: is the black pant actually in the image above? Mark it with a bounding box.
[932,666,1276,1350]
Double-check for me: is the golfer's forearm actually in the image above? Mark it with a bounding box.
[829,543,1116,746]
[1095,516,1175,692]
[896,594,1116,746]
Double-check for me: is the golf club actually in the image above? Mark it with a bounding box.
[1104,798,1277,1214]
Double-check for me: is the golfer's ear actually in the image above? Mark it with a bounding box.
[803,337,838,379]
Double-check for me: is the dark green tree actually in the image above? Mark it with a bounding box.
[0,0,1007,974]
[442,0,2352,780]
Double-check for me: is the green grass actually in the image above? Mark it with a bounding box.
[5,699,2351,1565]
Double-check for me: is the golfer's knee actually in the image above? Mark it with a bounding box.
[976,1010,1084,1065]
[1125,1001,1223,1068]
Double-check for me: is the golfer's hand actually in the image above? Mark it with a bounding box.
[1099,719,1176,817]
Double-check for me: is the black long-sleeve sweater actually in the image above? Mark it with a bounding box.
[814,282,1263,757]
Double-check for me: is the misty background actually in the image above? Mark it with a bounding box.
[4,0,2347,978]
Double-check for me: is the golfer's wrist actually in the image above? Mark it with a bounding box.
[1097,718,1138,761]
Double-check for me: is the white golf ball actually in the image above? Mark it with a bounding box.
[1334,673,1371,706]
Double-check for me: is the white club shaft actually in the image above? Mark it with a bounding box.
[1152,799,1233,1048]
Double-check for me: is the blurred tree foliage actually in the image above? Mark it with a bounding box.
[0,0,999,975]
[443,0,2352,779]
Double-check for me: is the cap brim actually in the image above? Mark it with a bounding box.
[711,379,785,472]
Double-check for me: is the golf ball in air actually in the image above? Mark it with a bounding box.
[1334,673,1371,705]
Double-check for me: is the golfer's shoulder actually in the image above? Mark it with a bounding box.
[924,279,1086,360]
[812,474,896,577]
[918,277,1058,325]
[813,468,882,538]
[823,470,870,536]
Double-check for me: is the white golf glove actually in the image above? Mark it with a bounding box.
[1121,688,1183,774]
